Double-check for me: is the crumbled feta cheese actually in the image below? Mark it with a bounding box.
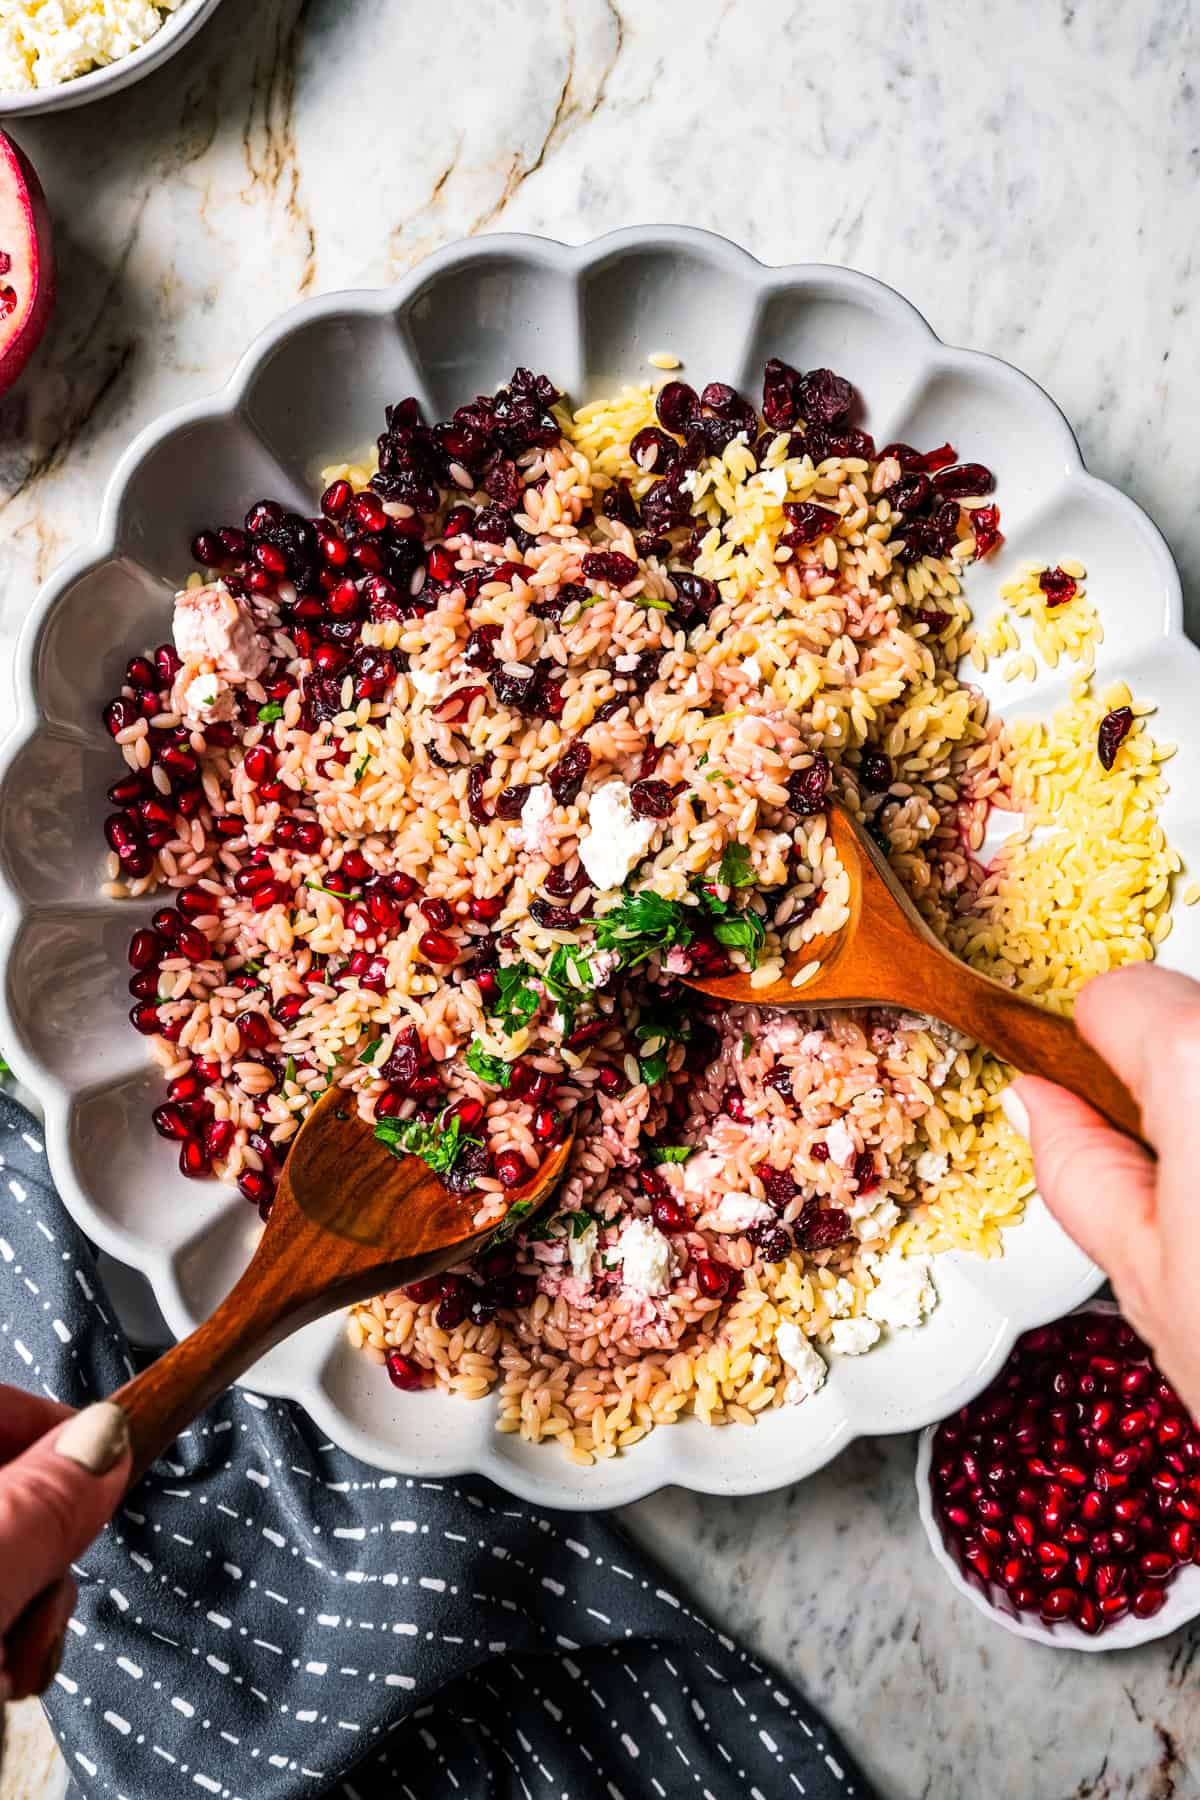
[588,948,621,988]
[829,1315,881,1356]
[824,1118,856,1167]
[664,946,693,975]
[756,466,789,501]
[773,1324,831,1404]
[825,1277,856,1319]
[0,0,181,91]
[865,1252,937,1331]
[741,655,763,685]
[615,1217,673,1296]
[712,1191,773,1231]
[914,1149,949,1185]
[518,783,555,854]
[928,1049,957,1088]
[776,1321,827,1403]
[409,666,444,700]
[173,584,268,680]
[578,781,656,891]
[853,1199,900,1241]
[567,1220,598,1284]
[680,1151,725,1197]
[182,672,234,722]
[613,652,641,672]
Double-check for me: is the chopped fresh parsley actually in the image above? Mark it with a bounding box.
[712,909,767,966]
[650,1145,694,1165]
[718,842,756,888]
[373,1112,480,1176]
[465,1040,512,1087]
[639,594,672,612]
[489,962,540,1033]
[562,1208,597,1238]
[304,878,353,902]
[283,1056,297,1086]
[544,943,596,1003]
[741,1032,753,1058]
[257,701,285,724]
[594,889,697,970]
[353,754,371,782]
[634,995,692,1086]
[358,1037,383,1065]
[487,1196,537,1246]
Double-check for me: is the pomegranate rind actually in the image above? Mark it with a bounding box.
[0,129,55,397]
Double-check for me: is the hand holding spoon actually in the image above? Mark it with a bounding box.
[109,1091,573,1485]
[683,804,1144,1144]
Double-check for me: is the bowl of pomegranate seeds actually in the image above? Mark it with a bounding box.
[918,1302,1200,1648]
[1,226,1197,1509]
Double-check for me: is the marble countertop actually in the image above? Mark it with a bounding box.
[2,1,1199,1794]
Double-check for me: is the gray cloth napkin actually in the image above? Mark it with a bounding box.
[0,1092,871,1800]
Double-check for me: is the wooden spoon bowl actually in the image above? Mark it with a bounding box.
[110,1089,574,1484]
[683,804,1143,1143]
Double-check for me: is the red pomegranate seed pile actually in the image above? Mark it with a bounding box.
[931,1309,1199,1636]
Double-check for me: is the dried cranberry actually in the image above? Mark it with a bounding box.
[494,784,529,821]
[888,472,932,514]
[669,572,718,630]
[852,1150,878,1193]
[529,899,579,930]
[640,473,693,535]
[655,381,701,434]
[582,550,639,588]
[463,625,501,671]
[761,358,802,430]
[786,754,830,816]
[749,1222,792,1263]
[629,779,673,819]
[467,759,492,825]
[471,504,517,546]
[1039,566,1078,607]
[783,501,841,545]
[969,504,1003,558]
[602,480,640,528]
[795,1201,852,1249]
[765,1066,794,1102]
[630,426,680,473]
[1097,707,1133,772]
[917,609,952,634]
[932,462,995,500]
[761,1166,797,1209]
[549,742,591,805]
[859,748,893,794]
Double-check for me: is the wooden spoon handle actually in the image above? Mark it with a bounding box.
[109,1285,291,1487]
[929,964,1144,1144]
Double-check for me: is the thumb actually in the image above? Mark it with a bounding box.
[0,1402,131,1639]
[1007,1075,1159,1283]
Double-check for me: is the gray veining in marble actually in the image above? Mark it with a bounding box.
[2,2,1198,1795]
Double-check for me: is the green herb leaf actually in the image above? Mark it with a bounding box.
[594,889,697,970]
[353,755,371,782]
[562,1208,597,1238]
[489,962,540,1033]
[639,594,672,613]
[650,1145,694,1165]
[257,702,285,724]
[373,1112,480,1176]
[358,1037,383,1065]
[712,909,767,967]
[0,1051,10,1079]
[741,1032,753,1058]
[283,1056,297,1086]
[639,1053,668,1085]
[486,1196,536,1246]
[465,1040,512,1087]
[718,842,756,888]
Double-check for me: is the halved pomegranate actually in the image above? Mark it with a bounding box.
[0,131,54,398]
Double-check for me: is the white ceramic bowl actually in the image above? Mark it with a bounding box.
[0,0,224,118]
[2,227,1198,1510]
[916,1302,1200,1650]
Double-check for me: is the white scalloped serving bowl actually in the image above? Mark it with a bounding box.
[916,1303,1200,1650]
[0,0,225,118]
[2,227,1196,1511]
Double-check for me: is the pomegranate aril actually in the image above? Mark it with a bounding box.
[1131,1584,1167,1619]
[1039,1587,1076,1623]
[237,1169,275,1208]
[179,1138,210,1179]
[385,1350,426,1391]
[204,1119,235,1159]
[130,1001,163,1035]
[419,929,457,964]
[152,1103,191,1141]
[495,1151,530,1189]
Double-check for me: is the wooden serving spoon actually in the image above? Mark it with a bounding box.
[683,804,1144,1144]
[109,1090,574,1485]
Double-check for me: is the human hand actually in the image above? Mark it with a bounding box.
[1004,963,1200,1419]
[0,1394,130,1702]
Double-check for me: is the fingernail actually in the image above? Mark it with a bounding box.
[1000,1086,1030,1140]
[36,1629,66,1695]
[54,1402,130,1476]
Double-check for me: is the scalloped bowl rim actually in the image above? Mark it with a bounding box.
[0,226,1189,1509]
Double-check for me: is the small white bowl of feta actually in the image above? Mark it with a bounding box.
[0,0,225,116]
